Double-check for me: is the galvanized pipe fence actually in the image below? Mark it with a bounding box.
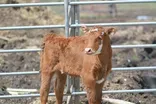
[1,89,156,99]
[0,0,156,102]
[1,66,156,76]
[1,44,156,53]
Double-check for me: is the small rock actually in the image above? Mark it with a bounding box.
[149,50,156,58]
[144,39,156,54]
[118,79,125,84]
[144,48,153,54]
[125,59,137,67]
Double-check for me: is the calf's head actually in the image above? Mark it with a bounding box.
[82,26,116,55]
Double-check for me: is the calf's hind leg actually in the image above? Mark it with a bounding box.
[40,71,54,104]
[55,71,67,104]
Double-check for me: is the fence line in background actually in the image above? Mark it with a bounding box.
[0,2,64,8]
[70,0,156,5]
[0,66,156,76]
[0,49,41,53]
[0,71,39,76]
[0,44,156,53]
[0,22,156,30]
[0,89,156,99]
[71,22,156,27]
[0,0,156,101]
[0,0,156,8]
[0,25,65,30]
[112,44,156,49]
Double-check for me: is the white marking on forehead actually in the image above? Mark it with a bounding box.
[89,28,98,32]
[96,78,105,84]
[101,32,104,35]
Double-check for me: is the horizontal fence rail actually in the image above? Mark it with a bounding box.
[0,44,156,53]
[112,44,156,49]
[0,71,39,76]
[0,25,65,30]
[71,22,156,27]
[0,89,156,99]
[0,22,156,30]
[112,66,156,71]
[0,49,41,53]
[0,0,156,101]
[0,2,64,8]
[0,0,156,8]
[70,0,156,5]
[1,66,156,76]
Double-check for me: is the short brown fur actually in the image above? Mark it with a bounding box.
[40,26,115,104]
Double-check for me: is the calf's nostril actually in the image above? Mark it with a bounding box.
[84,48,92,53]
[88,49,91,52]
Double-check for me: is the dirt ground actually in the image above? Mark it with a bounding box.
[0,0,156,104]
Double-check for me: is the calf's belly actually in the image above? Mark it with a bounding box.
[58,62,82,76]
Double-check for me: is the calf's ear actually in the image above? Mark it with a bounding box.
[81,25,89,33]
[106,27,117,35]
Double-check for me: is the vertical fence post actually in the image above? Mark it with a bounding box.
[64,0,69,38]
[74,0,80,36]
[69,0,80,104]
[66,0,80,103]
[64,0,73,104]
[64,0,71,95]
[70,0,80,36]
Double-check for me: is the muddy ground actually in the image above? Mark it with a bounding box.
[0,0,156,104]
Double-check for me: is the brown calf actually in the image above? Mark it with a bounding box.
[40,26,116,104]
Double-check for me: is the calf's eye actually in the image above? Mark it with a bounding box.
[98,35,102,40]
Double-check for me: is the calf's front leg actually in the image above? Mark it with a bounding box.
[82,75,104,104]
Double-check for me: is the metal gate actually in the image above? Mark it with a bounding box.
[0,0,156,103]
